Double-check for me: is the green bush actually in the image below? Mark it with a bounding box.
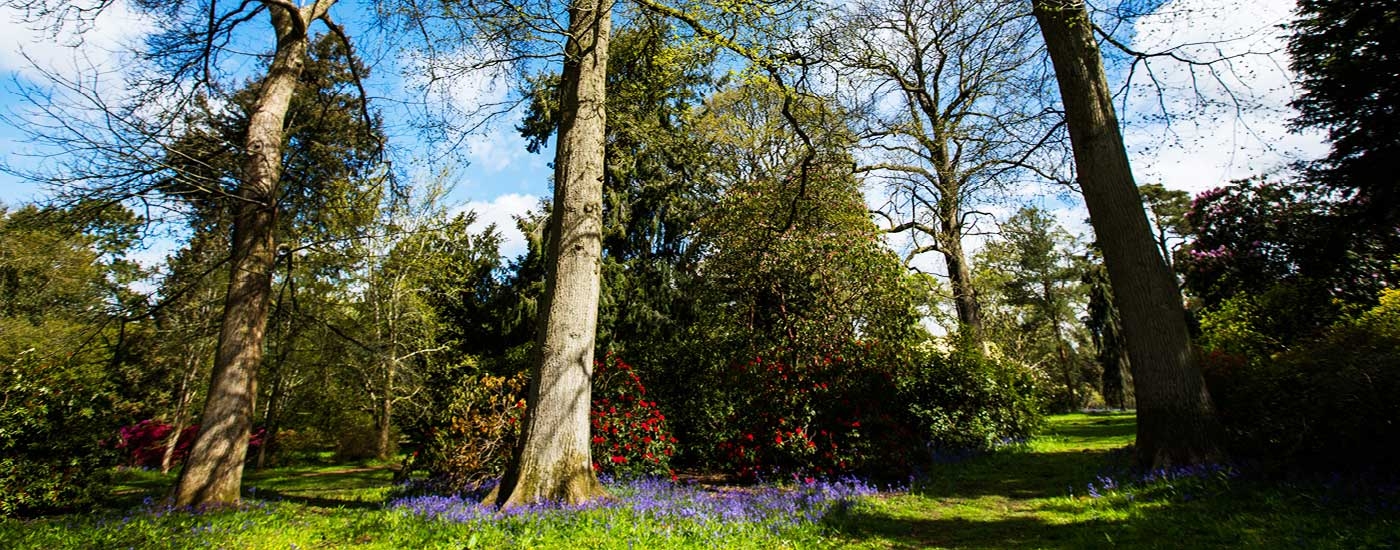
[898,341,1044,453]
[0,346,120,516]
[1202,289,1400,469]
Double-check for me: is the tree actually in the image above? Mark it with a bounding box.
[977,207,1085,410]
[832,0,1064,338]
[1288,0,1400,226]
[488,0,614,508]
[693,79,917,363]
[1031,0,1222,467]
[3,0,377,506]
[1083,252,1132,410]
[1138,183,1191,274]
[519,17,717,368]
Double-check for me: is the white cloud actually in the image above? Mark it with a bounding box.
[0,3,152,80]
[463,123,538,173]
[404,39,541,174]
[455,192,541,260]
[1120,0,1328,197]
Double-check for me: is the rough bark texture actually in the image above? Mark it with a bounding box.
[491,0,611,508]
[172,4,323,507]
[940,229,982,336]
[1032,0,1223,467]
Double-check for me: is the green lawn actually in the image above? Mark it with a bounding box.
[826,412,1400,548]
[4,413,1398,548]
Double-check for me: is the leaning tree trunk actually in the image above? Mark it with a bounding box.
[1032,0,1222,467]
[172,5,320,507]
[490,0,612,508]
[161,351,199,474]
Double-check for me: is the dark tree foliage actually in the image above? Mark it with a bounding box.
[1177,178,1396,338]
[1083,256,1132,410]
[1288,0,1400,224]
[519,18,717,363]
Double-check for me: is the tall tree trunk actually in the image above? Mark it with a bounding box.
[173,5,320,507]
[491,0,612,508]
[255,355,287,471]
[161,350,200,474]
[941,234,982,338]
[1032,0,1222,467]
[1045,280,1076,409]
[376,359,394,460]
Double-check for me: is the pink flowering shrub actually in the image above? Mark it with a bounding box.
[114,420,263,470]
[114,419,197,469]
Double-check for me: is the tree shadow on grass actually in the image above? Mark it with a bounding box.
[249,488,385,511]
[824,413,1400,549]
[915,448,1133,500]
[824,509,1126,550]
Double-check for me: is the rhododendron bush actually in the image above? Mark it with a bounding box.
[589,354,678,478]
[113,419,199,470]
[706,342,923,481]
[407,355,679,490]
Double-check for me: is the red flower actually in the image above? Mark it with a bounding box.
[592,436,605,444]
[611,455,627,463]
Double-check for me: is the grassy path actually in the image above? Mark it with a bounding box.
[826,412,1138,548]
[825,412,1399,549]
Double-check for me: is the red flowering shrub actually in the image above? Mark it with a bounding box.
[114,420,199,469]
[115,420,264,470]
[712,342,921,481]
[590,354,678,479]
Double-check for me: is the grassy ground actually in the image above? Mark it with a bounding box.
[4,413,1398,548]
[825,412,1400,548]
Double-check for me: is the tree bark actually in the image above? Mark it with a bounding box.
[161,351,199,474]
[1032,0,1222,467]
[490,0,612,508]
[376,358,394,460]
[172,4,323,507]
[940,229,982,337]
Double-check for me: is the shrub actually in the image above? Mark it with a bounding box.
[114,419,197,469]
[899,342,1044,454]
[334,422,394,462]
[408,372,526,492]
[589,354,678,478]
[1202,289,1400,470]
[706,342,924,481]
[0,353,120,516]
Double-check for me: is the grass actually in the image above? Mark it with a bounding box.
[824,412,1400,548]
[4,413,1398,548]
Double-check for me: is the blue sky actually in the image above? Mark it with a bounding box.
[0,0,1323,269]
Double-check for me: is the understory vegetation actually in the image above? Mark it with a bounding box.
[4,414,1397,549]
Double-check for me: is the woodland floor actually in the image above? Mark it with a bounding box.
[4,412,1399,548]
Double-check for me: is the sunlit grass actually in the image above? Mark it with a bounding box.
[6,412,1398,548]
[825,412,1400,549]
